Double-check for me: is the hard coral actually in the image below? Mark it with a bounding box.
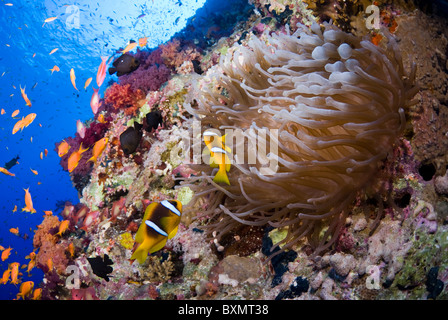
[182,22,419,257]
[104,83,146,116]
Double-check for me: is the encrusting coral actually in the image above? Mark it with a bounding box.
[182,22,419,257]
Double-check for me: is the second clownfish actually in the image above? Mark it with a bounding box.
[131,200,182,264]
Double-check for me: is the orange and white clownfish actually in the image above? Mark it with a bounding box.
[131,200,182,264]
[203,130,232,185]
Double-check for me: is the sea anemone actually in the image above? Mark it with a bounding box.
[181,22,418,257]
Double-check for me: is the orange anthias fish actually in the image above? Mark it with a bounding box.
[1,247,12,261]
[16,281,34,300]
[19,85,32,107]
[12,113,36,134]
[11,109,19,117]
[67,243,74,258]
[0,269,11,285]
[97,113,106,124]
[67,143,88,173]
[49,48,58,55]
[9,228,19,235]
[22,113,36,128]
[84,77,92,90]
[30,168,38,175]
[0,167,15,176]
[22,188,36,213]
[47,258,53,272]
[90,87,100,114]
[57,140,71,157]
[138,37,147,47]
[44,16,57,23]
[70,68,78,91]
[25,252,36,275]
[88,137,108,163]
[96,56,108,88]
[31,288,42,300]
[56,220,70,237]
[9,262,20,285]
[122,41,137,54]
[43,210,53,216]
[50,65,60,74]
[12,118,24,134]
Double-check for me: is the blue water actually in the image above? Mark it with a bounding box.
[0,0,212,300]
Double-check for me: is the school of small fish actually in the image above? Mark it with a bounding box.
[0,4,168,300]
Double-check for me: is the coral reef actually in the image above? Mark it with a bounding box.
[33,0,448,301]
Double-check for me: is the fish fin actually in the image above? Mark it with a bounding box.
[213,165,230,185]
[108,67,116,75]
[148,238,167,254]
[130,244,149,264]
[87,156,96,163]
[167,226,179,239]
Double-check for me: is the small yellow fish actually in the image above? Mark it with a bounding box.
[57,140,70,157]
[0,167,15,176]
[87,137,108,163]
[19,85,32,107]
[22,187,36,213]
[32,288,42,300]
[138,37,148,47]
[44,17,57,23]
[70,68,78,91]
[97,113,106,123]
[50,65,60,74]
[56,220,70,237]
[67,143,88,172]
[1,247,12,261]
[84,77,92,90]
[122,41,137,54]
[17,281,34,300]
[203,130,232,185]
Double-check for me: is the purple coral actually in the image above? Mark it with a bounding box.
[118,48,171,94]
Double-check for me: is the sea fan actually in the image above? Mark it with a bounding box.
[181,22,419,257]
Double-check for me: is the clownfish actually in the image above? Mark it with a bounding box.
[203,130,232,185]
[131,200,182,264]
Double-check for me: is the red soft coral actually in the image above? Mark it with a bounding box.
[104,83,146,116]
